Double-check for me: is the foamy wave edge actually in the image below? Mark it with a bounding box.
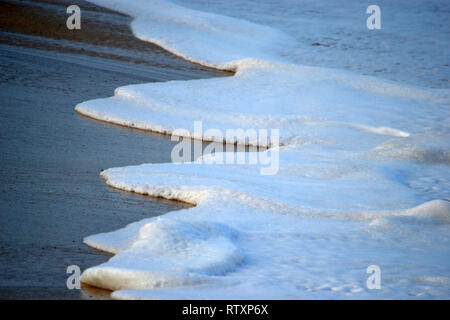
[77,0,450,299]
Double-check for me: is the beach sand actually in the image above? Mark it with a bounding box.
[0,0,227,299]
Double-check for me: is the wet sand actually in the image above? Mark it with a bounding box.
[0,0,227,299]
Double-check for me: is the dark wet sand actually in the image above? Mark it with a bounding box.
[0,0,227,299]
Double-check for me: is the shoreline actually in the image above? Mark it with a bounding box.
[2,0,448,300]
[0,0,226,299]
[71,0,450,300]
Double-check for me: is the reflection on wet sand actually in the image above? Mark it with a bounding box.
[0,0,227,299]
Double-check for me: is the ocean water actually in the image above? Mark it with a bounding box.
[175,0,450,88]
[76,0,449,299]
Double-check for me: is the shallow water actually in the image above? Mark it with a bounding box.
[0,0,226,299]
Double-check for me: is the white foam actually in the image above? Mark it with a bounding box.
[371,133,450,164]
[76,62,449,148]
[77,0,450,298]
[81,157,450,298]
[82,218,242,291]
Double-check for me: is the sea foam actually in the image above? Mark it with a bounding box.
[77,0,450,299]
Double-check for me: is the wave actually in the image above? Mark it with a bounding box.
[77,0,450,299]
[81,160,450,299]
